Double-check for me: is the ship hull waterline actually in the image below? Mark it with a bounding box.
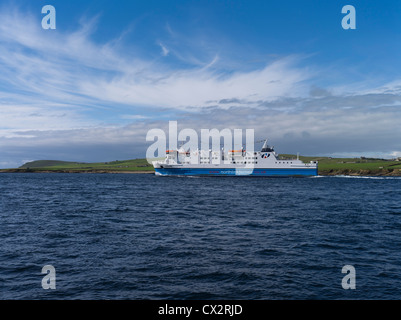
[154,167,318,177]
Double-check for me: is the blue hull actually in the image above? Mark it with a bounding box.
[155,167,318,176]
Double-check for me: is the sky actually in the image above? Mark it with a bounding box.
[1,0,401,168]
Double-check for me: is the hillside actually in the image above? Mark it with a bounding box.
[19,160,83,168]
[12,159,154,173]
[280,154,401,176]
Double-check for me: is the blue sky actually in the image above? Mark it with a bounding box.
[1,0,401,167]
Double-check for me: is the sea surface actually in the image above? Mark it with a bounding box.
[1,173,401,300]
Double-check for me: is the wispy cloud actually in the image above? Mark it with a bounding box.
[158,42,169,56]
[0,8,313,125]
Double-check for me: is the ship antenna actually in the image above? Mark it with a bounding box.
[262,139,268,149]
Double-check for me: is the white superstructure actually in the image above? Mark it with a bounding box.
[152,139,318,176]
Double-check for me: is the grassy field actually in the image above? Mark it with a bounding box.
[15,159,154,173]
[281,154,401,176]
[1,156,400,175]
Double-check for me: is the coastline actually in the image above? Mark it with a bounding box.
[1,168,400,176]
[0,169,154,174]
[318,169,401,177]
[1,156,400,176]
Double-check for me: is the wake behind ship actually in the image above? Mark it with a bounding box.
[152,139,318,177]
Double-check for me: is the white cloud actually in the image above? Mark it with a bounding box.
[159,42,170,56]
[77,57,310,110]
[121,114,150,120]
[0,7,312,130]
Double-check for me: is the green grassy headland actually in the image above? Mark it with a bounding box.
[3,159,154,173]
[281,154,401,176]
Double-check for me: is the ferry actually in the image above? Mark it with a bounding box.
[152,139,318,176]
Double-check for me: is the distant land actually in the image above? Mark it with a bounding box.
[0,159,154,174]
[1,155,401,176]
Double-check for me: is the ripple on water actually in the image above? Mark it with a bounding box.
[1,173,401,299]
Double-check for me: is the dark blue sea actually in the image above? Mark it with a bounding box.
[1,173,401,300]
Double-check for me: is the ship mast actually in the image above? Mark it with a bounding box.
[261,139,268,150]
